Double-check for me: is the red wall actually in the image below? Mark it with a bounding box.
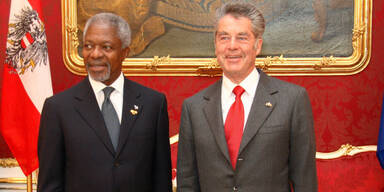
[1,0,384,168]
[0,0,11,157]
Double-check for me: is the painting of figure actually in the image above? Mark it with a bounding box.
[77,0,354,58]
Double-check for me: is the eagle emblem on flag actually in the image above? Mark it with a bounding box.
[5,7,48,75]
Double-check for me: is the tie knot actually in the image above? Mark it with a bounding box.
[103,87,115,99]
[233,86,245,98]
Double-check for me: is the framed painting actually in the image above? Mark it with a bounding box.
[62,0,371,76]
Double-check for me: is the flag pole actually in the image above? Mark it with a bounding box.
[27,174,32,192]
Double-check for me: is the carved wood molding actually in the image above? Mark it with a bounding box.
[316,144,377,159]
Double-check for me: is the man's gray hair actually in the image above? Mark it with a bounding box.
[83,12,131,49]
[215,1,265,38]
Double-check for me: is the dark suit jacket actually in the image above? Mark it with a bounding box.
[177,70,317,192]
[38,77,172,192]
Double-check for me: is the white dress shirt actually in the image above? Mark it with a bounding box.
[221,68,260,130]
[89,73,124,123]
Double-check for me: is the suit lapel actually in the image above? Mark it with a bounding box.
[73,78,116,155]
[116,78,141,157]
[203,80,231,163]
[239,70,277,154]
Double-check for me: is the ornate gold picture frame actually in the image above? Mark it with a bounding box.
[62,0,371,76]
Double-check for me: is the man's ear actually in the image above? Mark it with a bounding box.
[122,47,130,61]
[255,38,263,55]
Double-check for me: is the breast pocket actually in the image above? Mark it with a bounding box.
[257,125,288,134]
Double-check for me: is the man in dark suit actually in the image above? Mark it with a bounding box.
[176,1,318,191]
[38,13,172,192]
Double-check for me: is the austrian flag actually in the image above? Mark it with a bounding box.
[0,0,52,175]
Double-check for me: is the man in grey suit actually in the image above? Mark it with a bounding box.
[176,1,318,191]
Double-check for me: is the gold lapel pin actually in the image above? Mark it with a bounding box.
[130,105,139,115]
[131,105,139,115]
[130,109,138,115]
[265,102,273,108]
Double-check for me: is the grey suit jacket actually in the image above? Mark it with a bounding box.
[177,70,317,192]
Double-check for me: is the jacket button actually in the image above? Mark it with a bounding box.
[114,162,120,167]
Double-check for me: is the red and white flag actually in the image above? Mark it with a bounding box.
[0,0,52,175]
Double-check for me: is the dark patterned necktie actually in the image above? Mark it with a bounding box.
[102,87,120,150]
[224,86,245,169]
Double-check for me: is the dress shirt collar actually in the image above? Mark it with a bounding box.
[222,68,259,98]
[88,73,124,95]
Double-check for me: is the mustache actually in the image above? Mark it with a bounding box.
[86,61,110,67]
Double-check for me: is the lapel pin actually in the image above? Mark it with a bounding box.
[130,105,139,115]
[265,102,273,108]
[130,109,138,115]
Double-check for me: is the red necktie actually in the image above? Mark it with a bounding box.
[225,86,245,169]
